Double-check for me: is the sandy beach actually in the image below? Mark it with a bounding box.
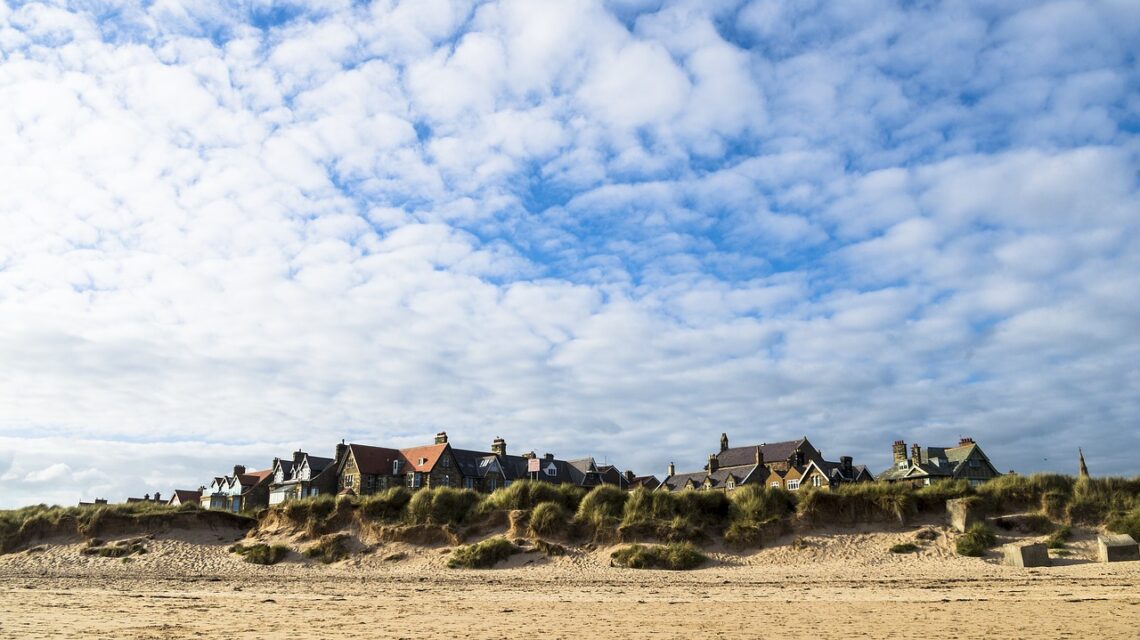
[2,520,1138,640]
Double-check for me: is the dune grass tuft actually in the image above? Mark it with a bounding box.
[447,536,519,569]
[610,542,706,570]
[231,542,289,565]
[955,523,997,557]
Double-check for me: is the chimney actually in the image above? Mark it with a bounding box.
[544,452,554,461]
[435,431,448,444]
[892,440,907,464]
[95,498,107,505]
[667,462,675,477]
[144,493,150,501]
[624,470,635,481]
[958,436,975,447]
[233,465,246,477]
[153,491,161,502]
[840,456,853,476]
[491,437,506,456]
[336,439,348,463]
[911,443,921,466]
[720,433,729,452]
[293,450,305,468]
[755,445,764,466]
[708,454,719,473]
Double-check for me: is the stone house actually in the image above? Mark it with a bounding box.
[660,433,870,493]
[336,443,406,496]
[201,465,272,512]
[877,437,1001,486]
[166,490,201,507]
[268,446,343,504]
[625,472,661,491]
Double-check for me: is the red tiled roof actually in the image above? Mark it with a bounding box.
[238,469,272,488]
[347,444,403,475]
[399,443,448,472]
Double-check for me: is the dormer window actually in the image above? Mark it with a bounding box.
[418,457,428,466]
[545,465,557,477]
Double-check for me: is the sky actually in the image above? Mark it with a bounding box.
[0,0,1138,508]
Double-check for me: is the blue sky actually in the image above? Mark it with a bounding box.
[0,0,1138,507]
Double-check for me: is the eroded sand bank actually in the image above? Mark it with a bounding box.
[1,524,1137,639]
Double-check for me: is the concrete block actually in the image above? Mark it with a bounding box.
[1002,542,1050,568]
[946,498,985,533]
[1097,534,1140,563]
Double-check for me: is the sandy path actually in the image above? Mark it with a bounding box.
[1,527,1138,639]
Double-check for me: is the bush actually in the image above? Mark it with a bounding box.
[955,523,996,557]
[528,502,571,538]
[913,480,974,511]
[1045,525,1071,549]
[577,485,629,529]
[232,543,289,565]
[976,474,1073,512]
[729,485,795,524]
[797,483,913,524]
[359,487,412,522]
[447,537,519,569]
[610,542,705,570]
[302,533,349,564]
[481,481,575,512]
[406,488,483,526]
[1107,506,1140,540]
[723,521,764,549]
[890,542,919,554]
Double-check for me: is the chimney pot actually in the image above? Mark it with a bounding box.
[233,465,246,477]
[491,438,506,456]
[708,454,719,473]
[435,432,448,444]
[892,440,907,464]
[667,461,676,477]
[911,443,921,466]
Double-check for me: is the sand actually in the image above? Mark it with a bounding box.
[1,522,1138,639]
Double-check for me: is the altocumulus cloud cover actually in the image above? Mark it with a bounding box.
[0,0,1138,507]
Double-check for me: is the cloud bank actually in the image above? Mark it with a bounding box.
[0,0,1137,506]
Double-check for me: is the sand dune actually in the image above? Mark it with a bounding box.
[1,521,1137,639]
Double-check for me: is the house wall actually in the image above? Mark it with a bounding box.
[953,449,1001,484]
[801,467,831,491]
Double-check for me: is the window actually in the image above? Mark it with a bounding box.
[418,457,428,466]
[344,475,354,488]
[545,465,557,477]
[443,475,450,487]
[464,477,475,489]
[787,479,800,491]
[407,472,422,488]
[969,459,980,468]
[487,478,497,491]
[812,475,822,488]
[392,460,401,475]
[771,482,780,488]
[726,480,735,490]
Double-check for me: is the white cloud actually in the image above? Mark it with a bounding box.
[0,0,1138,508]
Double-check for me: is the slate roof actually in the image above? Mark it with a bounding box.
[346,444,403,476]
[168,489,201,506]
[716,438,815,468]
[306,456,335,475]
[660,464,764,492]
[238,469,272,493]
[878,442,985,481]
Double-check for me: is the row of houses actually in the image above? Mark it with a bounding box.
[152,432,1000,513]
